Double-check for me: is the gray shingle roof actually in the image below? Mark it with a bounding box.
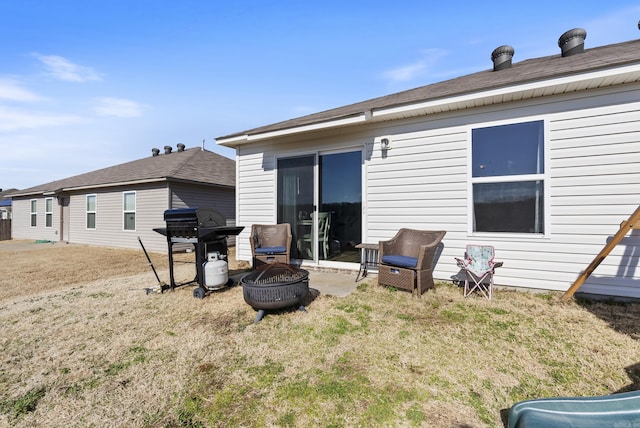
[218,38,640,140]
[11,147,235,197]
[0,188,18,200]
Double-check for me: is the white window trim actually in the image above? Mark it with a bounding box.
[30,199,37,228]
[45,197,53,228]
[86,194,97,230]
[123,191,136,231]
[467,117,550,238]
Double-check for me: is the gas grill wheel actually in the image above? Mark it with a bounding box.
[193,287,206,299]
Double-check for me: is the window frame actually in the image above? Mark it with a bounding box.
[45,197,53,228]
[123,191,136,231]
[30,199,37,227]
[86,194,97,230]
[467,118,550,237]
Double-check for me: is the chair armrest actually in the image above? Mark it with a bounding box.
[455,257,468,269]
[415,240,444,270]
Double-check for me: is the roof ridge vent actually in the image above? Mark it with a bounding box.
[177,143,185,152]
[558,28,587,57]
[151,148,160,157]
[164,145,173,154]
[491,45,515,71]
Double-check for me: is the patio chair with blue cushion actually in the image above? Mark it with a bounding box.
[455,244,502,300]
[378,228,446,298]
[250,223,292,267]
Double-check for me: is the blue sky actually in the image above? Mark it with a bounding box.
[1,1,639,190]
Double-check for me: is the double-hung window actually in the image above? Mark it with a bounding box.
[45,197,53,228]
[471,120,545,234]
[30,199,37,227]
[123,191,136,231]
[86,194,97,229]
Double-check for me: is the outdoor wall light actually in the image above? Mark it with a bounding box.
[380,138,391,150]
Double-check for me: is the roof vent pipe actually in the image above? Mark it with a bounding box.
[177,143,185,152]
[151,148,160,157]
[491,45,515,71]
[558,28,587,57]
[164,145,172,154]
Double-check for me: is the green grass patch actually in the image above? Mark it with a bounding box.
[0,386,46,420]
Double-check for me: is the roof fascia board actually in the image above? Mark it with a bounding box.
[61,177,167,192]
[217,114,367,146]
[165,177,235,189]
[217,134,249,146]
[373,63,640,120]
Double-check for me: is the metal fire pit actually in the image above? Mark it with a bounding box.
[241,263,309,323]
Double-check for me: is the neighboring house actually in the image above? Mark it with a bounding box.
[217,28,640,299]
[0,188,15,241]
[10,145,235,253]
[0,188,15,220]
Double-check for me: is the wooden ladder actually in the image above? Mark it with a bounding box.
[561,205,640,301]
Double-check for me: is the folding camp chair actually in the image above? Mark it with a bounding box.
[455,245,502,299]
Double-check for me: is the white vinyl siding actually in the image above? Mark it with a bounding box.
[69,185,168,252]
[11,197,60,241]
[170,184,235,222]
[12,183,232,253]
[170,183,237,245]
[234,87,640,298]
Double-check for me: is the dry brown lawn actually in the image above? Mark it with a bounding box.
[1,240,639,427]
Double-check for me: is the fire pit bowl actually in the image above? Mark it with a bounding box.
[240,263,309,323]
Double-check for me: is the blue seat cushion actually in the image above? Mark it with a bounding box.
[382,255,418,268]
[255,246,286,254]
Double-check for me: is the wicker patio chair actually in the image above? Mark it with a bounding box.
[378,228,446,297]
[250,223,292,267]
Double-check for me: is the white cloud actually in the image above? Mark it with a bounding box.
[0,106,84,132]
[380,48,448,83]
[34,54,102,82]
[92,97,145,118]
[0,78,43,102]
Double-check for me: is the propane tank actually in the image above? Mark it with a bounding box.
[204,252,228,289]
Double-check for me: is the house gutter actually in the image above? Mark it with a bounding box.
[217,113,369,146]
[216,63,640,147]
[372,63,640,120]
[10,178,166,197]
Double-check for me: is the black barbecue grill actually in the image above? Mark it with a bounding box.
[154,208,244,297]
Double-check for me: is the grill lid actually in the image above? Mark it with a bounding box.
[163,208,226,228]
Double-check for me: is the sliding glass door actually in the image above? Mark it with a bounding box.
[277,155,314,259]
[277,150,362,264]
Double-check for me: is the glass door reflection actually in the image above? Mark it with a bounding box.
[277,150,362,264]
[277,155,315,260]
